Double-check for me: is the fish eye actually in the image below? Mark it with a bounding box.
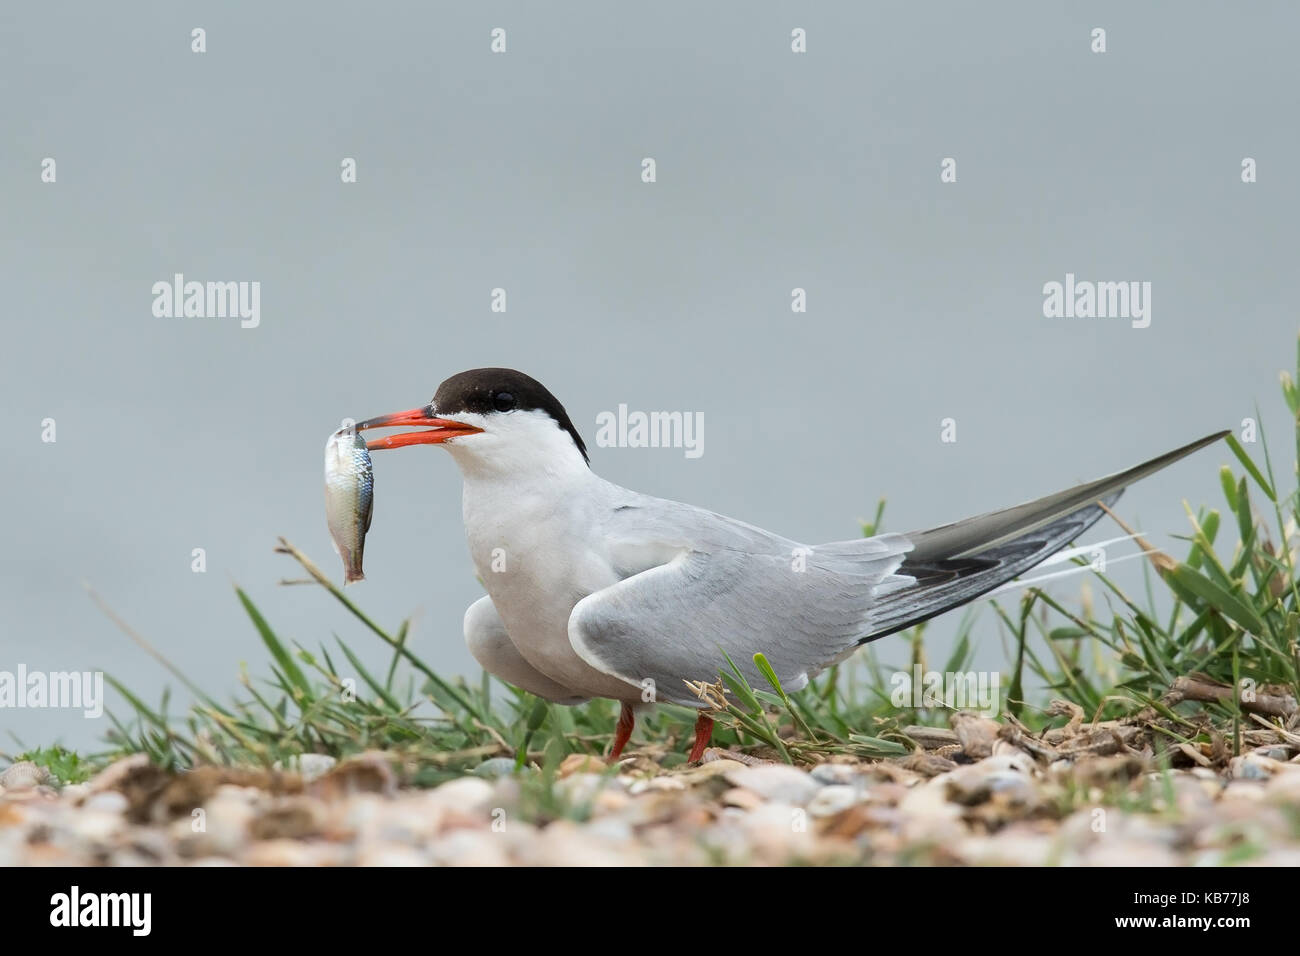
[492,391,516,412]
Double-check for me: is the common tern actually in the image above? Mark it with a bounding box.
[356,368,1225,762]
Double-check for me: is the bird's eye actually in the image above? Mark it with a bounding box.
[492,391,516,412]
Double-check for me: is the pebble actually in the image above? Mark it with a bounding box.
[807,785,861,817]
[721,787,763,810]
[1265,770,1300,805]
[310,752,395,799]
[593,789,630,814]
[86,754,153,792]
[1252,745,1291,761]
[1084,842,1178,867]
[356,844,428,867]
[82,790,128,814]
[425,776,493,814]
[250,797,327,841]
[739,802,816,859]
[298,754,337,782]
[61,783,90,802]
[628,776,685,795]
[952,712,1001,759]
[6,720,1300,866]
[428,829,511,867]
[1230,754,1274,780]
[977,752,1037,775]
[810,763,863,786]
[723,765,820,805]
[558,754,606,777]
[897,779,963,842]
[186,792,255,857]
[1220,780,1267,803]
[943,766,996,805]
[674,759,747,784]
[955,831,1055,866]
[556,772,608,805]
[331,792,390,840]
[374,799,443,842]
[515,820,631,867]
[984,771,1040,806]
[71,810,124,844]
[474,758,521,779]
[583,816,634,843]
[244,838,324,867]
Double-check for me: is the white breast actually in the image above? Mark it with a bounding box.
[459,472,639,700]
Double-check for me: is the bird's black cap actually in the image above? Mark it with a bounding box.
[432,368,589,463]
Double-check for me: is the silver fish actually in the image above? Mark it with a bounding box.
[324,427,374,584]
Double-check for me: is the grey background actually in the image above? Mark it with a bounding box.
[2,2,1296,750]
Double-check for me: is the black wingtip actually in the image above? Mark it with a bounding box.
[903,429,1229,564]
[1187,430,1232,455]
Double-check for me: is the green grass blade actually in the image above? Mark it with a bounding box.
[1225,433,1276,502]
[237,588,312,698]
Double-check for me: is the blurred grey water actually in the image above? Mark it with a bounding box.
[2,2,1297,749]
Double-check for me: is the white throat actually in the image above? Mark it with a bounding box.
[443,408,593,487]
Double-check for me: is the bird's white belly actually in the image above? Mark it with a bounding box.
[462,486,638,700]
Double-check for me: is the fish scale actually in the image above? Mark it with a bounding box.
[324,428,374,583]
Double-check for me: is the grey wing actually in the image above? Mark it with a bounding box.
[567,431,1227,706]
[902,431,1227,562]
[855,430,1229,642]
[568,503,911,707]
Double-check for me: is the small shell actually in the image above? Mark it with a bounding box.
[1,761,52,791]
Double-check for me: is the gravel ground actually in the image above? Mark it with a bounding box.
[4,717,1300,866]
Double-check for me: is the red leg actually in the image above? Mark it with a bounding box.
[687,712,714,763]
[608,701,635,762]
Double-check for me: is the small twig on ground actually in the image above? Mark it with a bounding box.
[1166,675,1297,719]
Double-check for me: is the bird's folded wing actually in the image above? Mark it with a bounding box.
[567,538,910,708]
[570,431,1227,707]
